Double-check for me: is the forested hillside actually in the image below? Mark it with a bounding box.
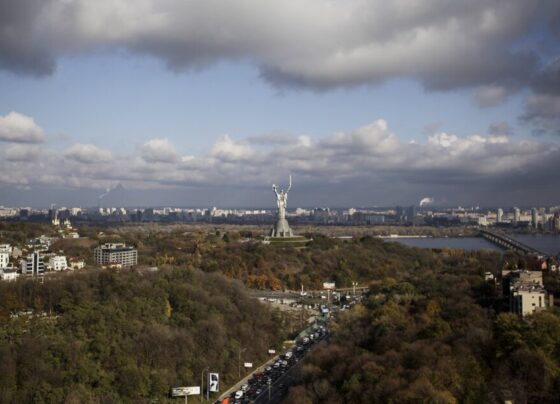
[2,222,558,402]
[0,268,289,403]
[85,227,502,290]
[284,250,560,403]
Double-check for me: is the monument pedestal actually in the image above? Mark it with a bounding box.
[270,218,293,238]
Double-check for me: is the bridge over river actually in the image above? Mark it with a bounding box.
[479,229,548,258]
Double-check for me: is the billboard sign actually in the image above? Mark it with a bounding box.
[208,373,219,392]
[268,349,276,354]
[171,386,200,397]
[244,362,253,368]
[323,282,336,290]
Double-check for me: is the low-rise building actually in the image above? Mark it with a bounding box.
[69,258,85,270]
[510,284,551,317]
[94,243,137,267]
[48,255,68,271]
[503,270,553,317]
[0,267,20,282]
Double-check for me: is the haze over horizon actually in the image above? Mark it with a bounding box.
[2,1,560,207]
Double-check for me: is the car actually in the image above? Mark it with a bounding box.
[234,390,243,399]
[241,384,248,392]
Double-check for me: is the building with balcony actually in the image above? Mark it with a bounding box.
[94,243,137,267]
[21,252,45,276]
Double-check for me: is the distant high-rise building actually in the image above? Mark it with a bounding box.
[531,208,539,229]
[497,208,503,223]
[513,207,520,225]
[19,209,29,221]
[406,206,417,222]
[553,213,560,231]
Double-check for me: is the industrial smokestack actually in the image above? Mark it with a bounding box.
[419,197,435,207]
[98,188,110,208]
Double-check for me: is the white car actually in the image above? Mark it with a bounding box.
[235,390,243,399]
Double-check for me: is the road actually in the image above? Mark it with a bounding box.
[253,360,299,404]
[249,286,369,300]
[217,325,329,404]
[252,338,327,404]
[217,294,363,404]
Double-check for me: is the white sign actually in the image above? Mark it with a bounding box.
[171,386,200,397]
[268,349,276,354]
[323,282,336,290]
[208,373,219,392]
[243,362,253,368]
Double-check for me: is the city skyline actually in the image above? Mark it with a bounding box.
[1,1,560,207]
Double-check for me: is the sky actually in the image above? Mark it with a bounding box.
[1,0,560,208]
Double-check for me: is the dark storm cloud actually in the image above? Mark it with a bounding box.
[0,0,557,92]
[531,58,560,95]
[0,0,56,75]
[520,58,560,134]
[488,122,514,136]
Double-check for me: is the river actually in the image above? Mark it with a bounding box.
[384,234,560,255]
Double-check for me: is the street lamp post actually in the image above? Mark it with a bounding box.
[201,367,208,403]
[238,347,247,378]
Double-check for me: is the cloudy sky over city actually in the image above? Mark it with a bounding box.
[1,0,560,207]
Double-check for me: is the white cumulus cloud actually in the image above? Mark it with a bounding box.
[63,143,113,164]
[140,137,179,163]
[0,111,47,143]
[210,134,255,161]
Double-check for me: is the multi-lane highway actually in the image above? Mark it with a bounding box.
[216,293,364,404]
[216,325,329,404]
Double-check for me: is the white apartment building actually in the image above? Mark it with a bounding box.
[0,251,9,269]
[94,243,137,267]
[49,256,68,271]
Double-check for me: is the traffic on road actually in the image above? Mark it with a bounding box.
[217,325,329,404]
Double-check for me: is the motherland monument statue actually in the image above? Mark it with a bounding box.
[271,175,294,238]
